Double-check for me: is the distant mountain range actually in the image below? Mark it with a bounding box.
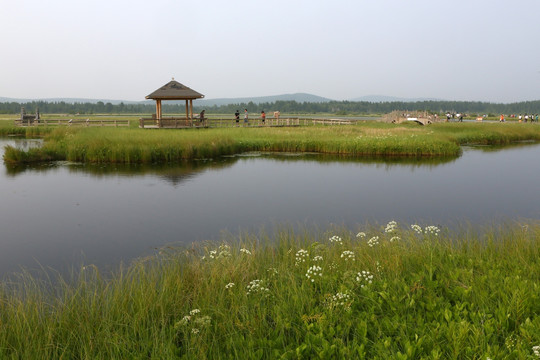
[0,93,440,105]
[349,95,442,102]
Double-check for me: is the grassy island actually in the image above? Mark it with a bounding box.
[1,222,539,358]
[3,120,540,164]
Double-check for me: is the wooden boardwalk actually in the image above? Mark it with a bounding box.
[139,117,355,129]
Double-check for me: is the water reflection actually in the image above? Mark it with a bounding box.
[4,149,459,181]
[1,138,540,278]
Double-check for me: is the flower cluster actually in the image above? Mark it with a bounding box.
[367,236,379,247]
[533,345,540,358]
[411,224,423,234]
[424,225,440,235]
[295,249,309,266]
[411,224,441,236]
[240,248,252,255]
[340,250,355,261]
[312,255,324,262]
[305,265,323,282]
[505,335,517,350]
[356,270,374,288]
[225,282,235,289]
[329,235,343,245]
[385,220,398,233]
[246,279,270,296]
[206,244,232,259]
[356,232,366,238]
[175,309,211,335]
[325,291,352,310]
[390,236,400,242]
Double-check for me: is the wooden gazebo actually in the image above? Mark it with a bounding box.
[141,79,205,128]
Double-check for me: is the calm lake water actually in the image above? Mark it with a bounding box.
[2,138,540,276]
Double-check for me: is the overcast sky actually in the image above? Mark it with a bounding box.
[1,0,539,103]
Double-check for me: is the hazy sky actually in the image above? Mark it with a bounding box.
[1,0,539,103]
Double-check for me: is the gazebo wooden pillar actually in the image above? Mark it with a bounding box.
[145,78,204,127]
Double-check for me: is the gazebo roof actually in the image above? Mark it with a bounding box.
[145,80,204,100]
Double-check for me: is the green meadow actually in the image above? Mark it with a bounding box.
[1,222,540,358]
[4,118,540,164]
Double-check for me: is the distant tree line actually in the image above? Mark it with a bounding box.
[1,99,539,116]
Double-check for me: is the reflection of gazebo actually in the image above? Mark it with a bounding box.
[141,78,205,128]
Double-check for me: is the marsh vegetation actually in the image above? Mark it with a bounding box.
[1,222,539,358]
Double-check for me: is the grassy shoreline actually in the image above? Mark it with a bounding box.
[1,222,539,358]
[4,121,540,164]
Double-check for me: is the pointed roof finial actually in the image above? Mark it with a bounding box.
[172,77,175,81]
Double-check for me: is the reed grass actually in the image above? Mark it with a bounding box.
[1,222,539,358]
[3,121,540,164]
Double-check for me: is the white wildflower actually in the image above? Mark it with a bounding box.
[312,255,324,262]
[189,309,201,316]
[225,282,235,289]
[390,236,400,242]
[216,244,231,258]
[411,224,423,234]
[505,335,517,350]
[240,248,252,255]
[356,232,366,238]
[246,279,270,296]
[295,249,309,266]
[340,250,355,261]
[385,220,398,233]
[179,315,191,325]
[533,345,540,357]
[325,291,352,310]
[425,225,440,235]
[329,235,343,245]
[367,236,379,247]
[305,265,323,282]
[356,270,374,288]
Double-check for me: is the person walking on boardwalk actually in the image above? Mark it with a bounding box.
[261,110,266,125]
[199,110,205,123]
[234,110,240,126]
[244,109,249,126]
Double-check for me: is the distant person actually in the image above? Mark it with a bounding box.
[500,114,505,122]
[199,110,205,123]
[457,113,463,122]
[261,110,266,125]
[519,114,522,122]
[244,109,249,126]
[446,112,451,122]
[536,114,539,122]
[234,110,240,126]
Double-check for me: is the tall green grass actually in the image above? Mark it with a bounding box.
[4,122,540,164]
[1,222,540,358]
